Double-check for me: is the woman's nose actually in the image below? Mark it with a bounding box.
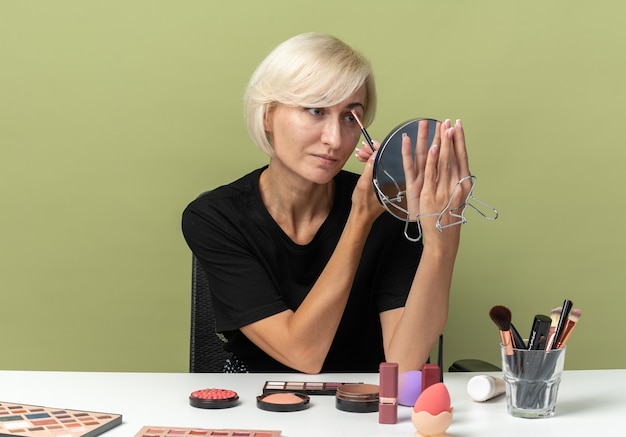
[320,118,342,148]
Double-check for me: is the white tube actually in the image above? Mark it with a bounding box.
[467,375,506,402]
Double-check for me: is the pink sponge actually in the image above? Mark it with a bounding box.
[413,382,451,415]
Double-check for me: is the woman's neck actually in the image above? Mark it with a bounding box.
[259,166,336,245]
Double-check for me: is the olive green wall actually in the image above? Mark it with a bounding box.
[2,0,624,372]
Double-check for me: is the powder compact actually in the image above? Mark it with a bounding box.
[256,392,310,412]
[189,388,240,409]
[335,383,380,413]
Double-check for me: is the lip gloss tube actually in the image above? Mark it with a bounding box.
[379,362,398,424]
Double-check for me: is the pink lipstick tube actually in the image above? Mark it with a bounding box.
[379,362,398,424]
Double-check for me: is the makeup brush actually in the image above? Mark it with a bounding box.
[544,307,562,350]
[510,323,526,350]
[489,305,514,355]
[351,110,376,152]
[554,308,582,349]
[551,299,573,350]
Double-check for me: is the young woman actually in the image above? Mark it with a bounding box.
[182,32,470,374]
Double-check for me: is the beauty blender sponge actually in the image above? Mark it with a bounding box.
[413,382,451,415]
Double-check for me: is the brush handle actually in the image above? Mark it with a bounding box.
[551,300,572,350]
[510,323,526,349]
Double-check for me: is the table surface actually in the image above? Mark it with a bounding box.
[0,369,623,436]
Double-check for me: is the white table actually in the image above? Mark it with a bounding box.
[0,369,624,436]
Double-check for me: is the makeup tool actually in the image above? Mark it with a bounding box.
[398,370,422,407]
[510,323,526,349]
[489,305,514,356]
[379,362,398,424]
[554,308,582,349]
[467,375,506,402]
[411,383,453,437]
[527,314,552,350]
[134,427,281,437]
[437,333,444,382]
[335,384,379,413]
[256,393,310,412]
[551,299,573,350]
[0,401,121,437]
[544,307,562,350]
[189,388,239,409]
[350,110,375,152]
[262,381,361,396]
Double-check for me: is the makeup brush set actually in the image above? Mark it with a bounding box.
[489,299,581,414]
[489,299,581,353]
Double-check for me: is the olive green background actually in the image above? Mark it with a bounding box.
[2,1,624,372]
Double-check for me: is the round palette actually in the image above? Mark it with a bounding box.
[256,392,310,412]
[189,388,239,409]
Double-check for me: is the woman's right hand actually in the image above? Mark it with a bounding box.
[352,142,385,223]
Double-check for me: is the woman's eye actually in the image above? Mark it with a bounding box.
[346,113,357,124]
[307,108,324,116]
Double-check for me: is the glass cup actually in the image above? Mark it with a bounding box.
[500,344,566,418]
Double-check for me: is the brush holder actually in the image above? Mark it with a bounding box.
[500,344,567,418]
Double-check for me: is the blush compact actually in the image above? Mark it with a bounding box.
[256,392,310,412]
[335,383,380,413]
[189,388,239,409]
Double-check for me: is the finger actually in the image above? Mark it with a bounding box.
[453,119,470,178]
[357,148,379,187]
[355,140,378,162]
[415,120,430,175]
[437,119,455,184]
[401,132,416,183]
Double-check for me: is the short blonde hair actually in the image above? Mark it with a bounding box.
[244,33,377,155]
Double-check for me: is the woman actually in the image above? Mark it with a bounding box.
[182,32,470,374]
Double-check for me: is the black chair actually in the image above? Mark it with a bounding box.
[189,255,232,372]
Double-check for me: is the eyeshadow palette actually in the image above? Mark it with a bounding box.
[262,381,363,396]
[0,401,121,437]
[134,427,281,437]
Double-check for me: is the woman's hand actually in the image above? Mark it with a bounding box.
[352,140,385,223]
[354,139,380,162]
[402,119,471,244]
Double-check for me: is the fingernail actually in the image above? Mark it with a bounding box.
[456,119,462,128]
[444,119,451,128]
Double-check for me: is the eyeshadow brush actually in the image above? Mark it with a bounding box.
[351,110,376,152]
[544,307,562,350]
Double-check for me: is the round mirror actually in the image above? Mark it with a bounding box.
[373,118,439,221]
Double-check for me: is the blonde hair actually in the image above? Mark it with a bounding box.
[244,33,377,155]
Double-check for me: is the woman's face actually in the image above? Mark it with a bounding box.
[265,86,367,185]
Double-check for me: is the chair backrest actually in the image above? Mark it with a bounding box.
[189,255,231,372]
